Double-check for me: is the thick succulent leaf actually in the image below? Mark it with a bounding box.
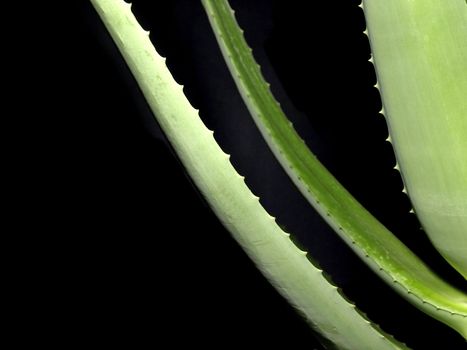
[90,0,411,348]
[363,0,467,279]
[201,0,467,337]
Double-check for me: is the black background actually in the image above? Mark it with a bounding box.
[23,0,466,348]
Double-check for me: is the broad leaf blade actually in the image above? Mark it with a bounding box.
[363,0,467,279]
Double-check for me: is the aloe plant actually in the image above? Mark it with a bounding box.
[88,0,466,348]
[363,1,467,279]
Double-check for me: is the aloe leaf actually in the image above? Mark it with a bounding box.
[201,0,467,337]
[90,0,413,348]
[362,0,467,279]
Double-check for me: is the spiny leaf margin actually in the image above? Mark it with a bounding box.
[201,0,467,338]
[90,0,411,348]
[362,0,467,279]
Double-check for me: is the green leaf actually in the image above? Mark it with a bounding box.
[363,0,467,279]
[90,0,411,348]
[201,0,467,337]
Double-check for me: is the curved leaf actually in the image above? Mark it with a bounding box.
[201,0,467,337]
